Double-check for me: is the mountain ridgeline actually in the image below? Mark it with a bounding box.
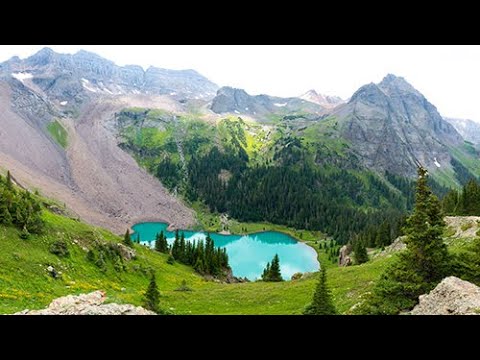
[0,48,478,246]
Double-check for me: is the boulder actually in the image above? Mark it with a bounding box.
[114,243,136,261]
[338,245,353,267]
[15,291,155,315]
[410,277,480,315]
[291,272,303,281]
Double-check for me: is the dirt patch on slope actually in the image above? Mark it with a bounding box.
[0,82,195,234]
[66,96,195,232]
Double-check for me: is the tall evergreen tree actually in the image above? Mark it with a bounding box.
[303,267,337,315]
[362,167,450,314]
[262,254,283,282]
[123,229,133,247]
[352,238,368,265]
[143,273,161,314]
[6,171,12,189]
[403,167,449,283]
[171,230,181,259]
[375,221,391,247]
[154,231,169,253]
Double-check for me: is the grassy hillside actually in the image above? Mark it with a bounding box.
[0,208,391,315]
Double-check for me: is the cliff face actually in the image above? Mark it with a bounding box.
[0,47,219,105]
[332,74,463,176]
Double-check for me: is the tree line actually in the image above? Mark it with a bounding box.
[152,230,230,277]
[442,178,480,215]
[0,171,44,236]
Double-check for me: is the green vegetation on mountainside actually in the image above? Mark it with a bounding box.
[47,120,68,149]
[116,109,412,245]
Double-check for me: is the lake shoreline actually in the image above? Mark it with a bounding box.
[131,221,320,281]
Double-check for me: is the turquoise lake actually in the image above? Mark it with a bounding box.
[131,222,319,281]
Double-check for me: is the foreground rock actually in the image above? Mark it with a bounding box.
[410,277,480,315]
[338,245,353,267]
[15,291,155,315]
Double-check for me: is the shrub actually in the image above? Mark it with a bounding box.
[175,280,193,292]
[49,240,70,257]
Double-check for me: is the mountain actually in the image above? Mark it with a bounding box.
[327,74,468,179]
[0,48,198,233]
[0,47,218,107]
[299,89,344,108]
[210,86,325,118]
[444,117,480,145]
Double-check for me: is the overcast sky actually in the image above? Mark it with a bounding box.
[1,45,479,120]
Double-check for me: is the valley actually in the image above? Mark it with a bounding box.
[2,47,480,315]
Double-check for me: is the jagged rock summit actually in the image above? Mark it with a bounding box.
[410,277,480,315]
[0,47,219,104]
[333,73,463,176]
[15,291,156,315]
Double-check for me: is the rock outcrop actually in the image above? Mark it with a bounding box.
[410,277,480,315]
[338,245,353,267]
[15,291,155,315]
[374,236,407,258]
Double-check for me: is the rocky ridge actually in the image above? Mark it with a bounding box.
[210,86,325,118]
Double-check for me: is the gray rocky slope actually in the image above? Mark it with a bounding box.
[332,74,465,177]
[444,117,480,145]
[0,48,198,233]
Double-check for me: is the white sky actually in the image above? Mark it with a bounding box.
[1,45,480,120]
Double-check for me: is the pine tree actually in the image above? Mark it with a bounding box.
[0,192,12,225]
[179,232,186,262]
[403,167,449,283]
[171,230,181,260]
[143,273,161,314]
[375,221,391,247]
[442,189,459,215]
[6,171,12,189]
[123,229,133,247]
[261,262,271,281]
[352,238,368,265]
[303,267,337,315]
[262,254,283,282]
[155,231,168,253]
[363,167,450,314]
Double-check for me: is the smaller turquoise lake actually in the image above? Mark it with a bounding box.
[131,223,319,281]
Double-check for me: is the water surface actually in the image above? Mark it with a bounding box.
[132,222,319,280]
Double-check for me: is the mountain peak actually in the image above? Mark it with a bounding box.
[378,74,421,97]
[300,89,344,108]
[26,47,57,66]
[35,47,55,56]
